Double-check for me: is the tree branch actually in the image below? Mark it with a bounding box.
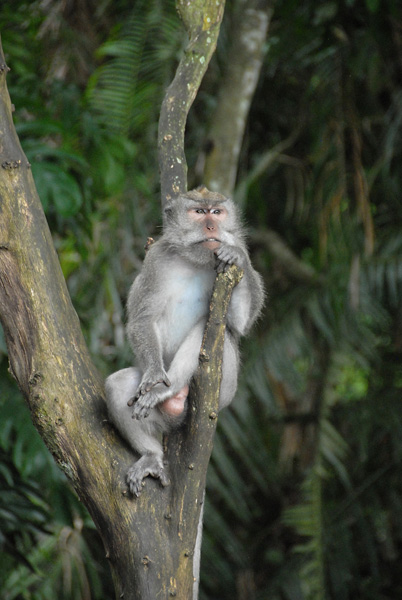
[202,0,272,197]
[158,0,226,206]
[252,229,319,283]
[234,124,303,205]
[164,264,243,596]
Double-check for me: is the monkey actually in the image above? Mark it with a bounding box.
[105,186,264,497]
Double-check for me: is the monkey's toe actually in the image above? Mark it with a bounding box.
[127,395,136,407]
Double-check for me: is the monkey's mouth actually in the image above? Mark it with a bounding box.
[200,238,221,250]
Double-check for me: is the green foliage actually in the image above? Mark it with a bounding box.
[0,360,113,599]
[2,519,104,600]
[87,0,182,136]
[199,0,402,598]
[0,447,50,571]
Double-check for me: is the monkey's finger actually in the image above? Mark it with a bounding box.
[132,400,152,419]
[216,260,227,273]
[132,408,149,419]
[141,376,170,393]
[139,382,156,394]
[218,249,235,263]
[134,383,146,396]
[127,396,136,407]
[159,470,170,487]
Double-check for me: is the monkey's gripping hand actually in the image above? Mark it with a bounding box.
[215,243,246,273]
[127,367,171,407]
[131,387,166,419]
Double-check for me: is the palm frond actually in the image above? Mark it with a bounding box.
[87,0,182,135]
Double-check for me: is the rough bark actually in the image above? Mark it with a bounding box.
[158,0,226,207]
[203,0,273,197]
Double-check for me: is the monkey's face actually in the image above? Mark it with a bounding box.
[163,191,240,267]
[187,205,228,251]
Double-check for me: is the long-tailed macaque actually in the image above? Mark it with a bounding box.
[105,186,264,497]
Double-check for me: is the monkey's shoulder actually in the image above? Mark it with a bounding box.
[140,240,182,272]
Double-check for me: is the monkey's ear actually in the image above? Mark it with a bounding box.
[164,204,173,219]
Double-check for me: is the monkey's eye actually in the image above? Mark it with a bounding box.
[210,209,221,214]
[195,208,206,214]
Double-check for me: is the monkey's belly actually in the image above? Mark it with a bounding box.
[158,268,215,356]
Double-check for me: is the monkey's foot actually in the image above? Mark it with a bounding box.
[126,455,169,497]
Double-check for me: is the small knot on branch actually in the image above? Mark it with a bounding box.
[2,159,22,170]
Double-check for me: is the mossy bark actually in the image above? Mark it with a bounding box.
[158,0,226,206]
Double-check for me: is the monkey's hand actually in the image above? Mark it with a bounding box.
[131,388,165,419]
[215,244,246,273]
[127,368,171,406]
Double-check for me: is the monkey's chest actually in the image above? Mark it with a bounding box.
[158,268,215,354]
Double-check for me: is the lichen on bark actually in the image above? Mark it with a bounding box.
[158,0,226,206]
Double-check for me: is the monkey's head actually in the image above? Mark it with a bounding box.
[163,186,243,266]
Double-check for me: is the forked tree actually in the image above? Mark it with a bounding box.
[0,0,271,598]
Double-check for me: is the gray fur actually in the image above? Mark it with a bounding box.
[105,187,264,494]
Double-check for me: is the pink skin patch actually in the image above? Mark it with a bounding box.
[159,385,189,416]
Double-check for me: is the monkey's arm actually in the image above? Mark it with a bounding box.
[126,267,171,397]
[215,243,264,336]
[131,321,204,419]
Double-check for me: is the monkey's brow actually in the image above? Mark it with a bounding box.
[187,196,227,205]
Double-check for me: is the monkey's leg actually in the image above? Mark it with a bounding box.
[132,323,204,419]
[105,368,170,495]
[218,333,239,410]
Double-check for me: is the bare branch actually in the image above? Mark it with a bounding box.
[165,264,243,595]
[202,0,272,197]
[158,0,225,206]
